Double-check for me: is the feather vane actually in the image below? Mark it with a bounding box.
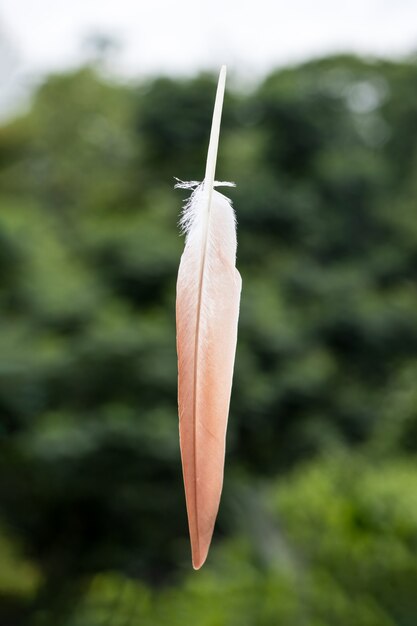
[176,66,241,569]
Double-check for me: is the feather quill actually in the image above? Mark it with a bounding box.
[176,66,241,569]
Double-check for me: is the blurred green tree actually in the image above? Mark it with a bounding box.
[71,455,417,626]
[0,56,416,625]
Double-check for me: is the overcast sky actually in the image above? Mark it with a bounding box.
[2,0,417,80]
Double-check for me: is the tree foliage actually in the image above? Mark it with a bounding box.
[0,56,416,624]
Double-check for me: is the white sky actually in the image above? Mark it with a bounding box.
[1,0,417,119]
[2,0,417,81]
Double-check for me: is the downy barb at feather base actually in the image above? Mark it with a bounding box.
[176,66,242,569]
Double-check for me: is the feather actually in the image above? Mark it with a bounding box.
[176,66,242,569]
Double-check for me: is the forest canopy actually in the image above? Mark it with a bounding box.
[0,55,416,625]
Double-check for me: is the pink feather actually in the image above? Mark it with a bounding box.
[176,67,241,569]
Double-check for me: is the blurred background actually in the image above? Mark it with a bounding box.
[1,1,417,625]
